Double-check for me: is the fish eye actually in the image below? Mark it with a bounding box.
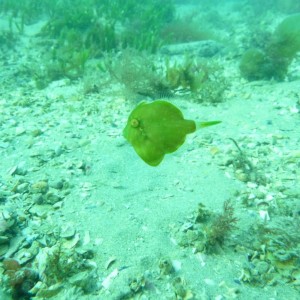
[130,118,139,128]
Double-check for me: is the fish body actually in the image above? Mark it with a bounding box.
[123,100,220,166]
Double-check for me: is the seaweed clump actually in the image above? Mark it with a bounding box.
[239,48,273,81]
[165,56,228,103]
[1,259,39,300]
[204,200,238,252]
[240,14,300,81]
[225,138,267,185]
[107,50,172,100]
[174,200,238,254]
[37,0,175,55]
[2,0,175,88]
[239,217,300,287]
[108,51,228,103]
[267,13,300,79]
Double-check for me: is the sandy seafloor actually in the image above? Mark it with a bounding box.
[0,2,300,300]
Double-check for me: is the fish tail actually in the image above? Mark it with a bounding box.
[196,121,221,130]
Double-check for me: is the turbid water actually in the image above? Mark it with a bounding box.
[0,1,300,299]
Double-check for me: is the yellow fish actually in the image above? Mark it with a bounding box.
[123,100,220,166]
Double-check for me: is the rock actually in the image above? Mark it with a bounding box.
[284,187,300,198]
[50,180,64,190]
[4,236,25,259]
[35,283,64,298]
[160,40,223,57]
[32,193,44,205]
[29,205,52,218]
[8,164,27,176]
[60,224,76,239]
[62,233,80,249]
[68,271,98,293]
[45,191,62,204]
[15,241,39,264]
[0,243,9,256]
[31,181,49,194]
[256,261,269,274]
[16,182,29,193]
[0,236,9,244]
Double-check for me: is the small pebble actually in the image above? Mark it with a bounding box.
[50,180,64,190]
[256,261,269,274]
[60,224,76,239]
[16,182,29,193]
[31,181,49,194]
